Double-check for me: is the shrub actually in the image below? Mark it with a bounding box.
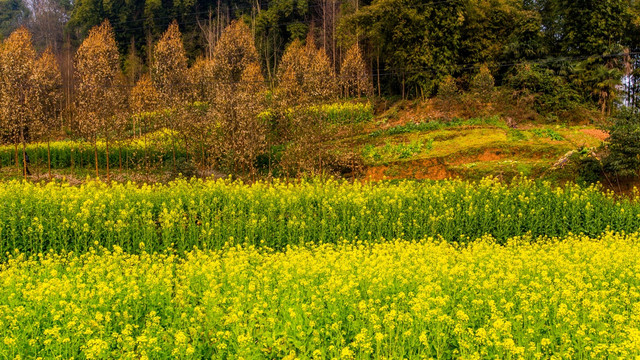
[470,64,494,97]
[506,63,583,114]
[603,107,640,178]
[437,75,458,100]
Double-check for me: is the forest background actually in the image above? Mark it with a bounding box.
[1,0,640,183]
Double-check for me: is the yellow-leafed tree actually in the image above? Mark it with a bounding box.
[32,47,63,179]
[0,27,37,179]
[188,56,215,103]
[210,20,267,175]
[74,20,124,180]
[130,74,160,177]
[340,43,373,98]
[151,20,189,169]
[277,34,337,106]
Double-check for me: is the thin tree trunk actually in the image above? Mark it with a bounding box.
[94,140,99,179]
[402,73,406,100]
[14,143,19,168]
[47,139,51,179]
[265,37,272,85]
[145,132,149,181]
[332,0,336,71]
[201,144,205,173]
[106,136,110,182]
[273,35,278,78]
[172,138,177,171]
[20,127,27,180]
[377,54,381,97]
[323,0,327,53]
[119,146,122,172]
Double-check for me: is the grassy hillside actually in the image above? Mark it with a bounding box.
[329,99,608,183]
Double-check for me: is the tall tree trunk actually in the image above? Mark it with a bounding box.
[377,54,381,97]
[332,0,337,71]
[323,0,327,53]
[402,73,406,100]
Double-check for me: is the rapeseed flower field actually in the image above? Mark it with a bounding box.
[2,233,640,359]
[2,178,640,358]
[2,177,640,256]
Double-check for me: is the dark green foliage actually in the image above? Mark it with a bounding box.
[506,63,583,114]
[575,155,603,186]
[368,116,504,137]
[343,0,465,97]
[531,129,564,141]
[603,108,640,178]
[0,0,28,39]
[66,0,255,59]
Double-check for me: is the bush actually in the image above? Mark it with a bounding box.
[470,64,494,96]
[577,156,603,185]
[506,63,583,115]
[603,107,640,178]
[437,75,458,99]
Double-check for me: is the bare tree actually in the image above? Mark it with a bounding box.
[25,0,68,52]
[318,0,341,71]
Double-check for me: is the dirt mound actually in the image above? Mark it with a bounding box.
[580,129,609,141]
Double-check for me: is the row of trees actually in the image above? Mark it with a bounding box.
[0,26,61,178]
[0,20,371,179]
[3,0,639,114]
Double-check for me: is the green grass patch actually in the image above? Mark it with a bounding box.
[532,128,564,141]
[368,116,505,138]
[362,138,434,164]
